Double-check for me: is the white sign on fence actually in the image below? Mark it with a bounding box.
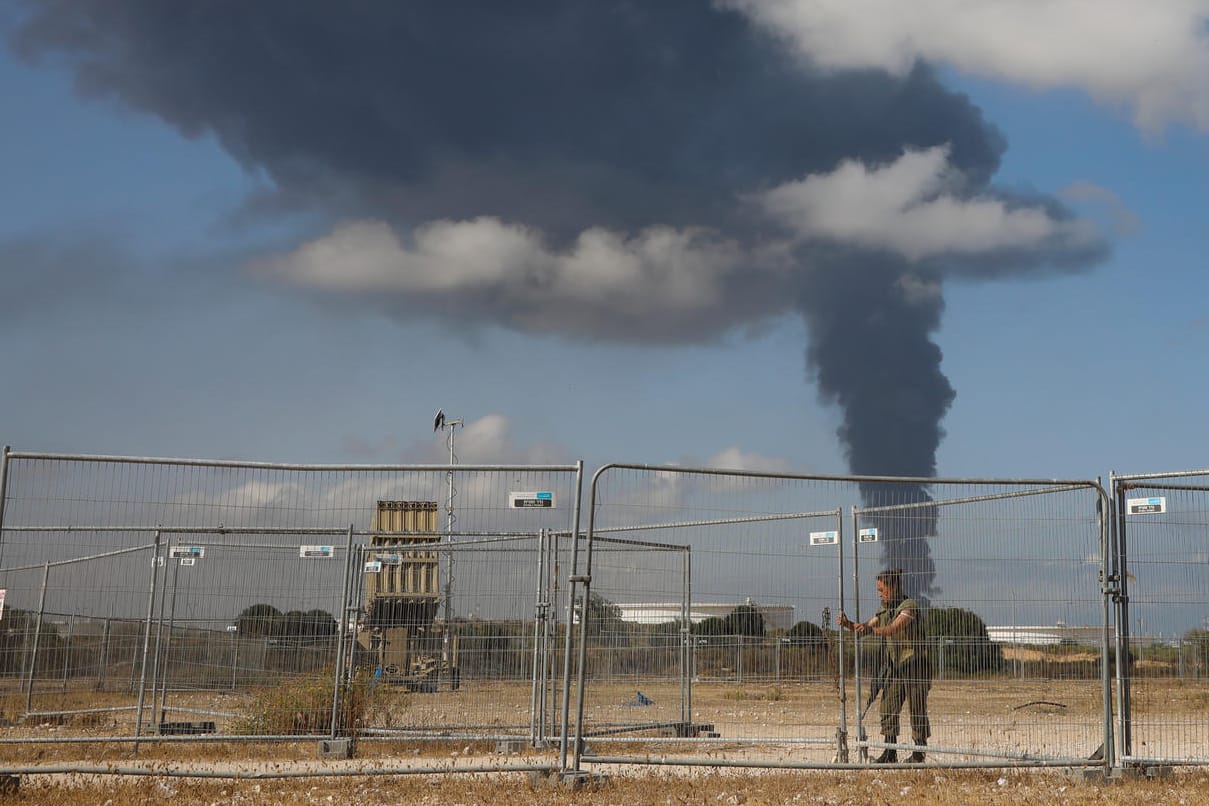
[859,528,879,543]
[0,589,6,621]
[1127,497,1167,515]
[169,546,204,559]
[810,530,839,546]
[300,545,335,559]
[509,491,555,508]
[363,560,383,574]
[179,558,196,567]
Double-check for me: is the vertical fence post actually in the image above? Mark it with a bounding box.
[99,609,112,692]
[558,460,585,774]
[0,446,10,569]
[530,529,546,746]
[542,531,557,742]
[330,524,356,741]
[836,508,848,762]
[61,613,74,692]
[134,531,163,741]
[680,546,692,728]
[852,508,866,762]
[23,561,50,714]
[736,634,743,684]
[154,543,184,726]
[570,464,598,776]
[145,537,174,735]
[1094,480,1116,772]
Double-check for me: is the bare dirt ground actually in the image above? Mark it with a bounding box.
[2,766,1209,805]
[0,679,1205,803]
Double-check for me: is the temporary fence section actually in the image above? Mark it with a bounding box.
[350,533,574,744]
[0,447,1164,779]
[567,534,693,743]
[572,466,1111,773]
[0,450,583,747]
[572,465,854,767]
[1111,469,1209,767]
[852,481,1110,768]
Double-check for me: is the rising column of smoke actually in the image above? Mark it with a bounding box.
[798,258,952,601]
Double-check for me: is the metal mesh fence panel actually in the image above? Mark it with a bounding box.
[354,535,572,742]
[1112,471,1209,765]
[574,466,1110,771]
[570,536,693,743]
[576,466,853,764]
[0,546,157,732]
[852,482,1108,766]
[0,452,583,745]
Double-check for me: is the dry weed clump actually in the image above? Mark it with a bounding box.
[230,671,372,736]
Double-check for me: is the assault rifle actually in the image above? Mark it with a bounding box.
[860,651,892,723]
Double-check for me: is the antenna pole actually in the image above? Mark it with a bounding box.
[437,415,463,676]
[445,422,458,536]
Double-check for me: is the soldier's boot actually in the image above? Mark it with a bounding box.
[873,737,897,764]
[906,740,926,764]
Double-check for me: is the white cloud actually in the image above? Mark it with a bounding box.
[433,414,568,465]
[722,0,1209,133]
[258,149,1104,328]
[707,447,793,473]
[756,146,1100,260]
[257,216,745,321]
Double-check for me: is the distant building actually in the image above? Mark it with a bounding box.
[616,602,795,632]
[986,625,1100,646]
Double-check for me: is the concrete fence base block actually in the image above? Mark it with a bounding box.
[495,739,527,754]
[317,738,355,759]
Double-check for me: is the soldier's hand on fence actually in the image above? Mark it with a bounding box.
[839,613,863,633]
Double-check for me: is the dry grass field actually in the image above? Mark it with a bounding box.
[1,766,1208,805]
[0,677,1204,803]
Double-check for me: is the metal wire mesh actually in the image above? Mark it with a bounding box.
[1112,472,1209,764]
[853,482,1106,765]
[577,466,1109,769]
[0,453,582,744]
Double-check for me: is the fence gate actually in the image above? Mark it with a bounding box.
[572,465,849,769]
[351,533,574,744]
[1112,470,1209,766]
[851,481,1111,768]
[0,542,158,732]
[148,534,353,738]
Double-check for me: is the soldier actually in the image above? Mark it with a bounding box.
[839,568,929,764]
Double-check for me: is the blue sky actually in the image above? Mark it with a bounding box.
[1,3,1207,484]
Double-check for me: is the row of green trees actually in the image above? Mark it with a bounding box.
[224,599,1209,681]
[578,593,1008,674]
[236,604,337,644]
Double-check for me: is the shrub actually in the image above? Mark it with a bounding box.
[231,671,370,736]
